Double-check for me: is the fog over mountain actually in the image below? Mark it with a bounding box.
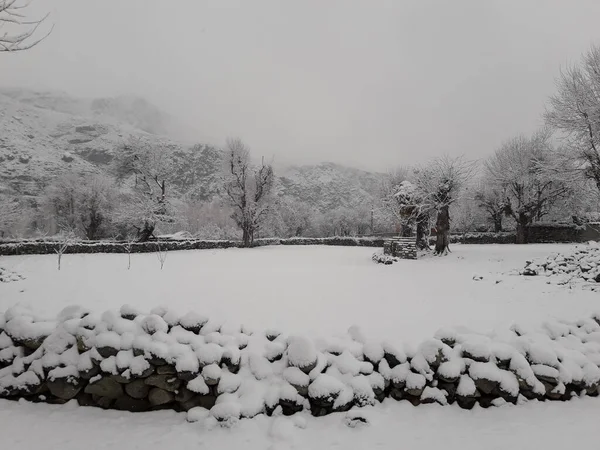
[3,0,600,170]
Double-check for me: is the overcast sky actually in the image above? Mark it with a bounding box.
[3,0,600,171]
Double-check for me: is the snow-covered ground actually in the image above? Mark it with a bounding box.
[2,395,600,450]
[0,244,597,348]
[2,243,600,450]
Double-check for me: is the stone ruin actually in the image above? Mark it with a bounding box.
[383,237,417,260]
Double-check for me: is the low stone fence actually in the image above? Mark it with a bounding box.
[445,232,517,245]
[1,305,600,423]
[0,237,385,256]
[527,223,600,243]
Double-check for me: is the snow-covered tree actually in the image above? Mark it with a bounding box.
[485,130,574,243]
[0,0,52,52]
[223,138,274,247]
[414,156,474,255]
[40,174,117,239]
[0,194,20,238]
[114,139,176,241]
[394,181,429,239]
[474,181,508,232]
[380,168,427,241]
[269,198,316,238]
[545,44,600,192]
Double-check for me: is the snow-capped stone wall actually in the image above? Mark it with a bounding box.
[0,237,385,256]
[2,305,600,422]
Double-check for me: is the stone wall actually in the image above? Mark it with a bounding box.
[445,232,517,245]
[527,223,600,243]
[0,237,385,256]
[384,238,417,259]
[2,305,600,422]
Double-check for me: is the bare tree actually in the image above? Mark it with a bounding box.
[0,0,52,52]
[156,241,167,270]
[55,230,75,271]
[545,44,600,192]
[223,138,274,247]
[486,130,573,244]
[414,156,475,255]
[114,139,175,241]
[40,174,116,239]
[474,181,507,232]
[0,194,20,238]
[123,236,136,270]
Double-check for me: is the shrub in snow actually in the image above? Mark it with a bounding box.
[372,252,397,265]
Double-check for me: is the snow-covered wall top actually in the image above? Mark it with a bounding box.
[0,237,384,256]
[2,304,600,424]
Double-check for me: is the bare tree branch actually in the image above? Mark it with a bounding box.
[0,0,52,52]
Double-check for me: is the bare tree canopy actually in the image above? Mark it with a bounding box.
[0,0,52,52]
[414,155,475,255]
[545,44,600,191]
[485,129,574,243]
[474,182,507,233]
[113,139,177,241]
[223,138,274,247]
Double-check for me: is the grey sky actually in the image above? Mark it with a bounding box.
[3,0,600,171]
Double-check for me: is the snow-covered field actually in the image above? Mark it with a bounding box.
[0,244,598,347]
[2,243,600,450]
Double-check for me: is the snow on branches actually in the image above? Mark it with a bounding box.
[0,0,52,52]
[223,138,275,247]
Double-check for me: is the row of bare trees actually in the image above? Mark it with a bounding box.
[381,127,594,249]
[473,44,600,243]
[0,137,276,246]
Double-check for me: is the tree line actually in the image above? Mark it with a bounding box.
[380,45,600,248]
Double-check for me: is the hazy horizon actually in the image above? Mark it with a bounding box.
[3,0,600,171]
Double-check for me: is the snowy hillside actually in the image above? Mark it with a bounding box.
[0,89,383,210]
[0,89,180,200]
[279,163,382,212]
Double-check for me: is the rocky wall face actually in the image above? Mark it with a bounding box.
[2,305,600,423]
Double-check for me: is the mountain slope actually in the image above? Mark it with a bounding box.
[278,162,382,212]
[0,88,382,212]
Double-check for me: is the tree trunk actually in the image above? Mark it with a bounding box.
[493,214,502,233]
[401,221,412,237]
[242,226,251,248]
[416,214,429,250]
[434,206,450,255]
[515,213,529,244]
[137,221,155,242]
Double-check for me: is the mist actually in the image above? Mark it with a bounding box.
[3,0,600,171]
